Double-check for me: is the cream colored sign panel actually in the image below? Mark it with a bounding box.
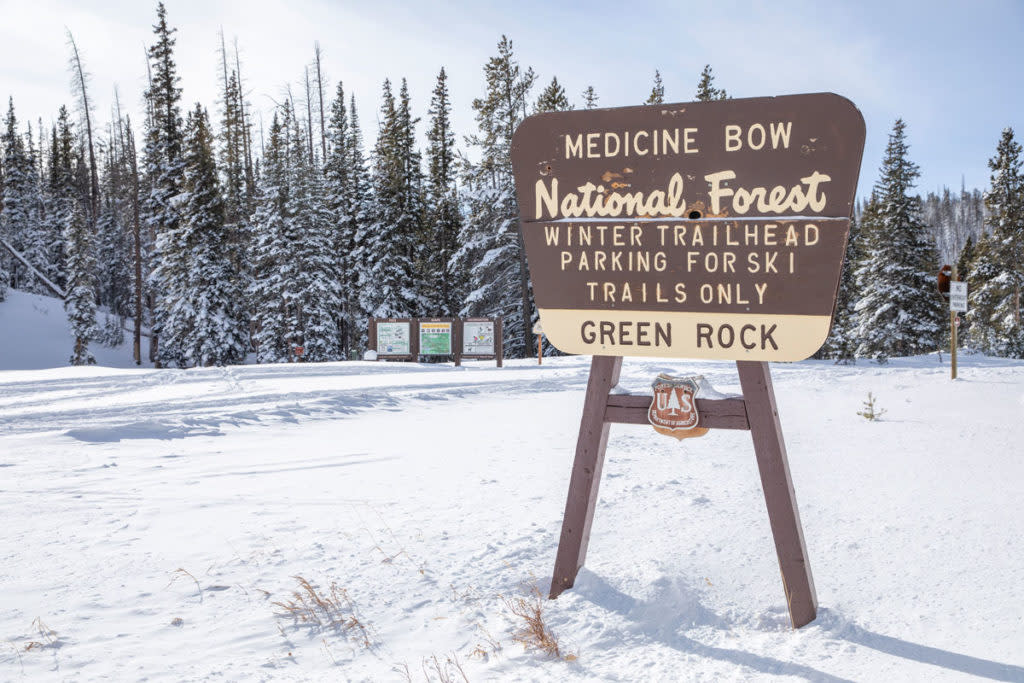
[538,309,831,362]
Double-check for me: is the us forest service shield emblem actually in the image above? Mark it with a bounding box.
[648,374,710,440]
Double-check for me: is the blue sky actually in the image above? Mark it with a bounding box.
[1,0,1021,198]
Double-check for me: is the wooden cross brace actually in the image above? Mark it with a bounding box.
[549,355,818,629]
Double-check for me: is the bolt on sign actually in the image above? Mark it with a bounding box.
[648,374,709,440]
[511,93,865,630]
[511,93,865,362]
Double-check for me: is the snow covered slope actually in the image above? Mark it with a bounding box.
[0,289,139,370]
[1,352,1023,680]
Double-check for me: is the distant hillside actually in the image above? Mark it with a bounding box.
[0,289,142,370]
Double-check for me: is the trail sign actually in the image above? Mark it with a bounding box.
[510,93,865,362]
[512,93,866,630]
[950,281,968,312]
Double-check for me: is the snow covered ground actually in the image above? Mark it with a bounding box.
[0,290,143,370]
[2,293,1024,681]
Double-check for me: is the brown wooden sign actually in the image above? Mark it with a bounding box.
[511,93,865,361]
[513,94,867,630]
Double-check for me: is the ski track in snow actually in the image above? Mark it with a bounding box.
[2,352,1024,681]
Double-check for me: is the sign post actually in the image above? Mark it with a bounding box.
[949,275,967,380]
[511,93,865,629]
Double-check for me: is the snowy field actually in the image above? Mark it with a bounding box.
[2,293,1024,681]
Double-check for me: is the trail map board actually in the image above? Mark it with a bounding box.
[419,320,454,355]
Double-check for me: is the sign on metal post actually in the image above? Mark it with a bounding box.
[511,93,865,629]
[949,281,968,312]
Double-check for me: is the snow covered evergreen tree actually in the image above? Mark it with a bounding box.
[534,76,572,113]
[249,112,292,363]
[854,120,943,362]
[344,95,372,352]
[455,35,536,357]
[965,128,1024,356]
[95,119,134,321]
[142,2,185,366]
[64,196,97,365]
[361,78,423,320]
[284,108,342,362]
[645,70,664,105]
[422,67,463,317]
[216,63,253,327]
[694,64,727,101]
[169,104,248,366]
[44,106,78,293]
[250,103,341,363]
[17,123,51,294]
[819,208,863,362]
[324,82,355,354]
[1,99,48,295]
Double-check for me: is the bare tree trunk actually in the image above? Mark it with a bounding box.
[234,38,255,196]
[518,232,532,356]
[218,29,236,180]
[66,31,100,221]
[304,67,315,163]
[314,42,327,162]
[126,119,143,365]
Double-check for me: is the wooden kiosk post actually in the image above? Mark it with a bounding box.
[509,93,865,630]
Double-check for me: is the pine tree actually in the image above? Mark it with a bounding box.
[143,1,185,366]
[249,112,292,363]
[285,108,342,362]
[645,70,664,105]
[455,35,537,357]
[95,141,133,320]
[966,128,1024,356]
[344,95,372,353]
[582,85,599,110]
[422,67,464,317]
[175,104,248,366]
[64,197,97,365]
[46,106,77,292]
[324,81,355,355]
[1,98,36,290]
[534,76,572,113]
[361,78,423,320]
[250,103,341,363]
[819,209,863,362]
[854,120,943,362]
[694,64,727,101]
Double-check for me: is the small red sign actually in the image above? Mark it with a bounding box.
[648,374,709,440]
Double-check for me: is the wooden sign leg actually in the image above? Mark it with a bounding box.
[549,355,622,599]
[736,360,818,628]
